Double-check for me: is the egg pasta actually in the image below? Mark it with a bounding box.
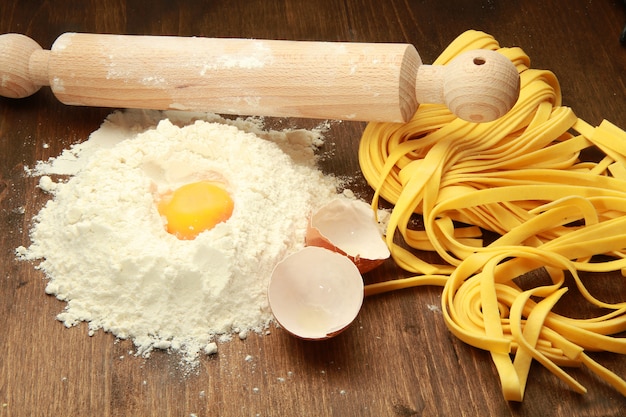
[359,30,626,400]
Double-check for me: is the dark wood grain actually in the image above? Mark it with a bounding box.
[1,1,626,416]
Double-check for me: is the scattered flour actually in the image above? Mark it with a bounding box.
[16,110,343,366]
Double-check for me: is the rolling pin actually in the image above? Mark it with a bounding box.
[0,33,520,123]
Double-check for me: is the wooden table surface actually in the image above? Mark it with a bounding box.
[1,1,626,416]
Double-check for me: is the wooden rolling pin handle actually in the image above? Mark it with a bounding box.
[417,49,521,123]
[0,33,44,98]
[0,33,519,123]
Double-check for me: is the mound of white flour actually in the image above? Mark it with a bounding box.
[17,110,341,364]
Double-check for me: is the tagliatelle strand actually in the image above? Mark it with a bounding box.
[359,30,626,400]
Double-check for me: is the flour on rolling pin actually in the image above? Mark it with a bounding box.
[0,33,520,122]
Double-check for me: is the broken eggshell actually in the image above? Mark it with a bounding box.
[268,246,364,340]
[306,198,390,273]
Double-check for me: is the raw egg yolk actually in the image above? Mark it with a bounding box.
[158,181,234,240]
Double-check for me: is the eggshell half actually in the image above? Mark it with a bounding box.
[306,198,390,273]
[268,246,364,340]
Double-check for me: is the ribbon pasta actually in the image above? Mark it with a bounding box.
[359,30,626,400]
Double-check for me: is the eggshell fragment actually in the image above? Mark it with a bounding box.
[268,246,364,340]
[306,198,390,273]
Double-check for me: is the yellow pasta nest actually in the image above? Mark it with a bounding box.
[359,30,626,401]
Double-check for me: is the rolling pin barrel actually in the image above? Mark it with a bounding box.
[0,33,520,123]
